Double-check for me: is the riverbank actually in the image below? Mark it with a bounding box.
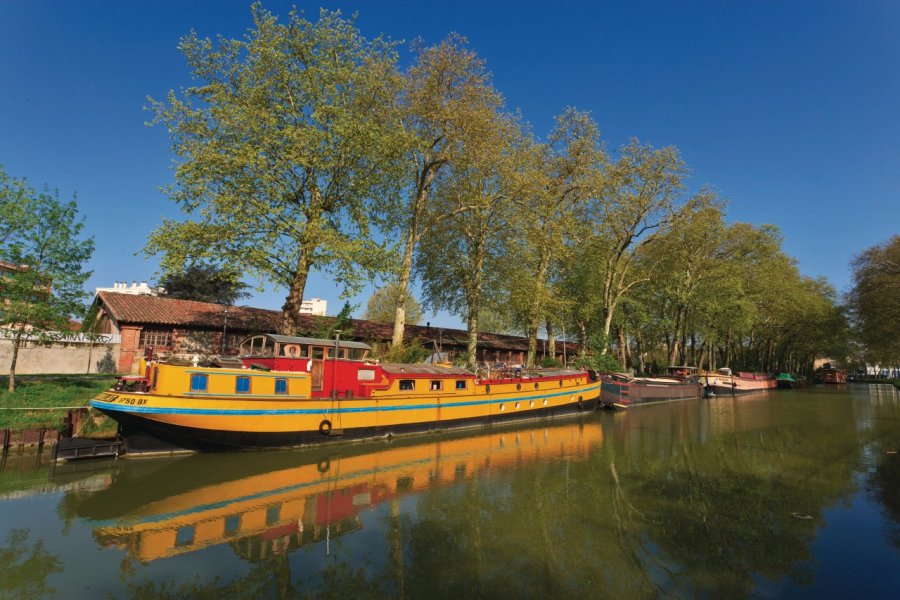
[0,375,115,430]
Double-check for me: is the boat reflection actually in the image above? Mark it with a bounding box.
[76,419,603,564]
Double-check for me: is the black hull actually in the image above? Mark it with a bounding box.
[98,395,600,455]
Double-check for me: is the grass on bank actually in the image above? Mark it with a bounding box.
[0,375,117,430]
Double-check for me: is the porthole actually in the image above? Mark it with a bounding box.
[486,385,491,393]
[516,383,521,391]
[515,402,520,410]
[534,382,539,390]
[543,399,548,406]
[529,400,534,408]
[499,403,505,412]
[559,380,563,387]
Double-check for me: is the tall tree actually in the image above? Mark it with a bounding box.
[158,263,249,305]
[146,5,404,334]
[849,235,899,365]
[574,139,688,353]
[363,283,422,325]
[387,34,505,348]
[504,109,605,367]
[0,167,94,391]
[417,111,522,368]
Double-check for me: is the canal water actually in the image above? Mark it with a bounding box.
[1,384,899,599]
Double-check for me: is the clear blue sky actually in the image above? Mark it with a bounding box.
[2,1,898,328]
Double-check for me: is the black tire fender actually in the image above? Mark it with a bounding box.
[319,419,332,436]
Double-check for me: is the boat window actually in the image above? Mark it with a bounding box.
[266,505,281,526]
[190,374,208,392]
[312,347,325,360]
[175,526,195,547]
[399,380,415,390]
[326,347,335,358]
[275,378,288,394]
[430,380,442,391]
[224,515,241,537]
[152,367,159,390]
[299,345,310,358]
[236,376,251,393]
[358,369,376,381]
[455,380,466,390]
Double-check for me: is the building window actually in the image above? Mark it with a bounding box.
[190,374,208,392]
[455,380,467,390]
[399,380,415,391]
[275,378,288,394]
[139,329,172,348]
[236,376,251,393]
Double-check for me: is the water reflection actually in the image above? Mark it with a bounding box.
[71,419,603,567]
[2,386,900,598]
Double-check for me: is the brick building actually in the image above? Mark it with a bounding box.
[91,291,576,373]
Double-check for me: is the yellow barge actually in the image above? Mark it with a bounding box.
[89,334,601,453]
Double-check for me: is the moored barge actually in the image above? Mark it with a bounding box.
[89,334,601,454]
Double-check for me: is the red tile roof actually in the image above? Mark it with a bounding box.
[96,291,282,331]
[94,291,577,353]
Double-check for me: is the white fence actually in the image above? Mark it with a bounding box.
[0,330,121,375]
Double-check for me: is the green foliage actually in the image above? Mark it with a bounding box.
[158,263,250,305]
[363,283,422,325]
[0,375,115,429]
[375,341,429,364]
[0,166,95,391]
[0,529,63,599]
[540,356,562,368]
[849,235,900,364]
[313,301,356,339]
[572,353,622,373]
[146,5,405,332]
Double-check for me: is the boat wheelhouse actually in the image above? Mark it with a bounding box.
[90,334,601,453]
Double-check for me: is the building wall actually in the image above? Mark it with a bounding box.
[0,339,120,375]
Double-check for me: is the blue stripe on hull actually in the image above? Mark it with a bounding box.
[89,385,601,417]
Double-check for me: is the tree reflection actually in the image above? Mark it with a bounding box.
[0,529,63,599]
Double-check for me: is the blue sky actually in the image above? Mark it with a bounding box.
[2,1,898,328]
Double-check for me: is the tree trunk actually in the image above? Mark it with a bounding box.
[526,324,539,368]
[616,325,628,370]
[281,251,313,335]
[576,320,587,357]
[391,226,415,348]
[545,318,555,365]
[7,336,22,392]
[525,253,551,368]
[466,310,479,371]
[393,167,433,348]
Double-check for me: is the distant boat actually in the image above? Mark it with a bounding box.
[702,368,776,395]
[776,373,798,389]
[600,366,702,408]
[822,367,847,384]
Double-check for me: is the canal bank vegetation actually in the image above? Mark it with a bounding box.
[0,375,114,430]
[0,167,96,393]
[144,4,851,376]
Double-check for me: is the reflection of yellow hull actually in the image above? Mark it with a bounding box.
[87,420,603,563]
[90,361,600,451]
